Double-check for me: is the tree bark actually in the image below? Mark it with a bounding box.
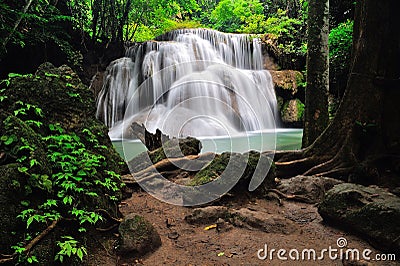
[278,0,400,185]
[302,0,330,148]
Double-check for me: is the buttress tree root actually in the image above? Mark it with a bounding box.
[274,0,400,187]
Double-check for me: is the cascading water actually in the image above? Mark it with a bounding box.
[95,28,279,139]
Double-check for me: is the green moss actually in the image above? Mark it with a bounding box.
[190,153,230,186]
[190,151,275,191]
[296,99,305,120]
[0,63,128,263]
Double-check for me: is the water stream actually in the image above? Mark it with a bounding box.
[95,28,302,157]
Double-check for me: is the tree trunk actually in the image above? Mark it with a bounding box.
[302,0,330,147]
[277,0,400,186]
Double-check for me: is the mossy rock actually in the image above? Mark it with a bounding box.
[318,183,400,255]
[117,213,161,256]
[0,63,128,263]
[127,136,202,173]
[1,63,126,174]
[280,99,304,126]
[190,151,275,194]
[269,70,304,95]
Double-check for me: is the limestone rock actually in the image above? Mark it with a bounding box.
[318,183,400,254]
[280,99,304,124]
[277,175,343,203]
[185,206,230,224]
[269,70,304,96]
[232,208,298,234]
[185,206,298,235]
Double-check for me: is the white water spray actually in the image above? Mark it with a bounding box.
[95,28,278,139]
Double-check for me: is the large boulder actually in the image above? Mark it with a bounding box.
[318,183,400,255]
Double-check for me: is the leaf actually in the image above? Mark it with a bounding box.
[20,200,30,207]
[217,252,225,257]
[77,248,84,260]
[8,73,23,78]
[18,166,28,173]
[77,170,86,176]
[30,159,39,167]
[26,216,34,228]
[3,135,16,145]
[204,224,217,230]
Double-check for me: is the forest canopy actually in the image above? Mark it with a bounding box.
[1,0,353,50]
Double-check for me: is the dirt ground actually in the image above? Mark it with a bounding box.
[87,187,399,266]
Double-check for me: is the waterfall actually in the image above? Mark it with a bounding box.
[96,28,278,139]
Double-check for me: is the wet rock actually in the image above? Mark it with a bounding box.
[269,70,304,96]
[232,208,298,234]
[318,183,400,255]
[185,206,230,225]
[277,175,343,203]
[117,213,161,256]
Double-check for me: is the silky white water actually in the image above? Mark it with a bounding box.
[95,28,278,140]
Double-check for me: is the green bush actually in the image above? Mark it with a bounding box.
[210,0,264,33]
[329,19,353,74]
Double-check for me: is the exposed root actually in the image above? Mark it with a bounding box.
[265,189,314,204]
[275,131,356,179]
[274,157,312,166]
[315,167,353,178]
[135,155,200,177]
[96,223,119,232]
[274,149,305,162]
[95,209,123,223]
[275,155,329,178]
[25,219,59,253]
[303,156,338,176]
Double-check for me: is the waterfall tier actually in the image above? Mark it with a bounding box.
[95,28,278,139]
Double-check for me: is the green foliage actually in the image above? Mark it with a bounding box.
[263,9,306,56]
[296,99,305,120]
[263,0,308,20]
[0,75,124,263]
[329,19,353,74]
[55,236,87,263]
[210,0,264,33]
[0,0,74,56]
[133,19,203,42]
